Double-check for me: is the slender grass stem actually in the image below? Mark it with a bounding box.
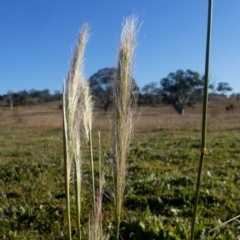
[91,179,104,240]
[98,131,101,186]
[89,131,96,209]
[74,159,81,240]
[209,214,240,235]
[98,131,103,239]
[88,216,91,240]
[62,90,72,240]
[79,73,94,211]
[190,1,213,239]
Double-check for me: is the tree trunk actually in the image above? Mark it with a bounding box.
[175,106,184,115]
[103,98,112,111]
[10,101,13,110]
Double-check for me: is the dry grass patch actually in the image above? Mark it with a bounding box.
[1,105,240,132]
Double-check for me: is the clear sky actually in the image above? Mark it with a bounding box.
[0,1,239,95]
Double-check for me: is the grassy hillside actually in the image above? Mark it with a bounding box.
[0,96,239,131]
[0,97,240,239]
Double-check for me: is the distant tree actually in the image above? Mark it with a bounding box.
[208,83,216,96]
[207,81,220,107]
[216,82,232,96]
[2,88,63,107]
[141,82,162,106]
[141,82,160,95]
[7,90,14,110]
[230,93,236,98]
[89,68,114,111]
[18,90,29,105]
[226,104,234,111]
[160,69,203,114]
[236,93,240,100]
[41,89,51,102]
[89,67,138,111]
[29,89,61,102]
[52,90,62,101]
[29,89,42,98]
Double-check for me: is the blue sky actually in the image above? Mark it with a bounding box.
[0,1,239,95]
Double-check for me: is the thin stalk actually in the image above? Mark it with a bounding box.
[98,132,101,186]
[98,131,102,238]
[80,77,94,210]
[74,158,81,240]
[91,179,104,240]
[190,1,213,239]
[88,130,96,209]
[208,214,240,238]
[62,87,72,240]
[88,216,91,240]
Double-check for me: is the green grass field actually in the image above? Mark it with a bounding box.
[0,102,240,239]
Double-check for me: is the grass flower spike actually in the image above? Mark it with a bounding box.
[63,23,89,240]
[79,78,95,209]
[112,15,139,239]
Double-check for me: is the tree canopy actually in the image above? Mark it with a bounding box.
[89,67,139,111]
[139,82,162,106]
[216,82,232,96]
[160,69,204,114]
[0,68,234,112]
[0,89,62,109]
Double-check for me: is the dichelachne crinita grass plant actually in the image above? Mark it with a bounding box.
[112,15,139,239]
[88,132,105,240]
[80,77,95,210]
[63,23,93,240]
[89,175,104,240]
[190,0,213,239]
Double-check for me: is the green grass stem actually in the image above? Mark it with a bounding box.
[98,132,101,186]
[79,74,95,210]
[209,214,240,236]
[190,1,213,239]
[74,158,82,240]
[62,89,72,240]
[89,131,96,210]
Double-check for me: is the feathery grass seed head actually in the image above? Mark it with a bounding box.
[112,15,139,239]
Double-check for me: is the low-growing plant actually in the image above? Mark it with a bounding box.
[2,2,240,239]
